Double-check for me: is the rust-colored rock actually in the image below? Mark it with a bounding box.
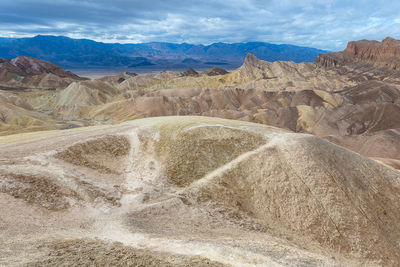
[315,37,400,70]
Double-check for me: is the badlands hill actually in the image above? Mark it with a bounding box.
[2,38,400,169]
[0,56,82,90]
[1,116,400,266]
[4,44,400,169]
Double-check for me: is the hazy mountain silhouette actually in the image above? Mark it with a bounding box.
[0,35,327,70]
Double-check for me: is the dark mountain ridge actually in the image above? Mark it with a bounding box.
[0,35,327,70]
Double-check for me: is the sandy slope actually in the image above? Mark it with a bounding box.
[1,116,399,266]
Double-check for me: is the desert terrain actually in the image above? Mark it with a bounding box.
[1,37,400,266]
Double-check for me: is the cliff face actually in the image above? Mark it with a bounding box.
[314,52,343,67]
[315,37,400,69]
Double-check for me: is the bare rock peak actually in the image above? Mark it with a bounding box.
[181,67,199,77]
[383,36,397,43]
[201,67,229,76]
[244,53,262,64]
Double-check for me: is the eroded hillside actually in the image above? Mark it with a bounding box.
[1,117,400,266]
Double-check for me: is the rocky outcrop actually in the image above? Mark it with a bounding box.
[314,52,343,68]
[315,37,400,69]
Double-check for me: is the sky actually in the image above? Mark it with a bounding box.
[0,0,400,51]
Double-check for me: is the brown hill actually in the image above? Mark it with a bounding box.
[181,67,199,77]
[201,67,229,76]
[0,56,82,89]
[8,56,81,78]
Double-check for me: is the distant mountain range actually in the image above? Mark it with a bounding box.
[0,35,328,70]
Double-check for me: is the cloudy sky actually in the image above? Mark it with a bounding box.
[1,0,399,50]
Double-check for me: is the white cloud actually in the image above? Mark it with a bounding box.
[0,0,399,50]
